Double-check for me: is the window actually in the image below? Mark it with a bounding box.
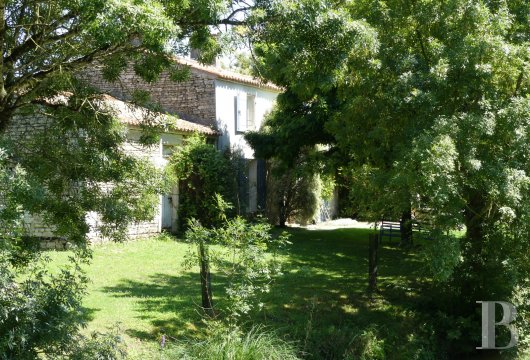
[247,94,256,131]
[235,93,256,133]
[235,93,246,132]
[162,144,176,159]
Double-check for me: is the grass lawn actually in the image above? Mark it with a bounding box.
[48,227,431,359]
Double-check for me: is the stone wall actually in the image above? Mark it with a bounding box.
[83,65,217,127]
[3,112,163,248]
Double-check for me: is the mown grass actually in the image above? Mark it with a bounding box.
[47,227,433,359]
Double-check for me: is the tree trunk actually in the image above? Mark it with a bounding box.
[278,199,287,227]
[400,208,412,247]
[199,242,214,317]
[368,233,379,294]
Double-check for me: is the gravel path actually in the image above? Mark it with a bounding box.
[290,218,377,231]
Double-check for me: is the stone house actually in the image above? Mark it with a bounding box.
[5,93,216,247]
[6,58,282,245]
[7,57,338,246]
[87,58,282,217]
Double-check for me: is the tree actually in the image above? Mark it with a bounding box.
[169,134,238,230]
[184,213,289,322]
[0,0,267,242]
[0,0,259,356]
[169,135,237,315]
[248,0,530,355]
[0,0,255,126]
[264,153,319,227]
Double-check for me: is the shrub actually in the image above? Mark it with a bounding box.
[343,326,385,360]
[67,326,127,360]
[184,208,290,321]
[265,154,319,227]
[0,146,127,359]
[168,134,237,230]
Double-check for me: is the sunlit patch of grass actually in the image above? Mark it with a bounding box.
[47,227,436,359]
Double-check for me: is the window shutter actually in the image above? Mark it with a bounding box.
[235,93,247,132]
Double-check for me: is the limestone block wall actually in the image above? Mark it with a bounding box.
[83,65,217,127]
[5,112,52,141]
[3,113,164,247]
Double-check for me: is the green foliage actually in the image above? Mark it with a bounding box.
[0,256,86,359]
[0,2,263,359]
[265,155,320,226]
[342,326,385,360]
[319,173,336,201]
[169,134,237,229]
[0,146,128,359]
[184,213,290,322]
[2,91,166,244]
[0,0,245,125]
[251,1,530,354]
[421,232,461,282]
[66,326,127,360]
[211,217,290,320]
[161,325,300,360]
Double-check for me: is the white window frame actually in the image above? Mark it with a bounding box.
[246,94,256,131]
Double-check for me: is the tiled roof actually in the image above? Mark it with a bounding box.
[43,93,218,136]
[97,94,217,135]
[176,57,283,92]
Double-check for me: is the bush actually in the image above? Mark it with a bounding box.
[343,326,385,360]
[184,210,290,321]
[265,154,319,227]
[161,325,300,360]
[67,326,127,360]
[0,146,127,359]
[168,134,237,230]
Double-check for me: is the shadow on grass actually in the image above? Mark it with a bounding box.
[101,226,432,358]
[258,227,431,359]
[80,306,100,323]
[102,271,236,341]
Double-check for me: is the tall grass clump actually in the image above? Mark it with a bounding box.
[161,325,300,360]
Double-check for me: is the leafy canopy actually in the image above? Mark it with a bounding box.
[248,0,530,355]
[0,0,257,357]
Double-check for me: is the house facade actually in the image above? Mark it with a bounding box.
[88,58,281,216]
[6,59,281,246]
[5,94,216,247]
[7,57,338,246]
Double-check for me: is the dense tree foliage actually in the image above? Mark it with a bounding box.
[248,0,530,355]
[169,135,236,316]
[265,153,319,227]
[0,0,257,357]
[169,134,237,230]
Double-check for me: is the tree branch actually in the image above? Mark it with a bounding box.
[224,6,252,22]
[6,44,122,96]
[179,19,248,27]
[4,12,78,65]
[514,70,524,97]
[0,0,6,102]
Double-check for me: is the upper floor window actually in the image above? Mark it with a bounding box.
[235,92,256,133]
[247,94,256,131]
